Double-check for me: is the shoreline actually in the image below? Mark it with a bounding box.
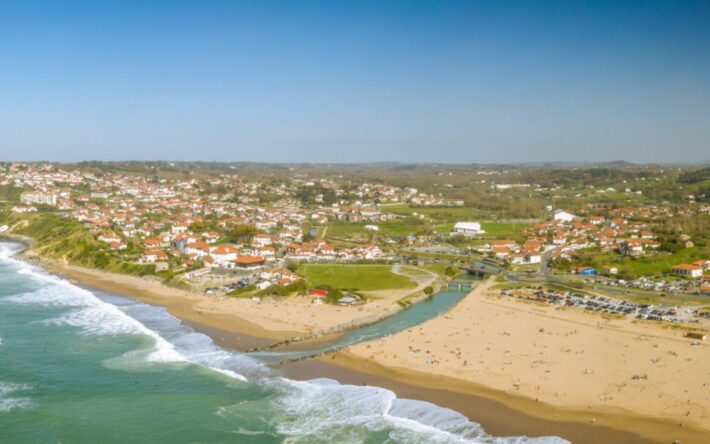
[3,240,707,443]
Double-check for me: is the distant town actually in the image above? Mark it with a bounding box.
[0,161,708,305]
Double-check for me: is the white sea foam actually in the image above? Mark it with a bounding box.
[0,248,258,380]
[0,382,35,413]
[273,378,569,444]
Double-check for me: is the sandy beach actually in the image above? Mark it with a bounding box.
[340,277,710,442]
[49,262,414,338]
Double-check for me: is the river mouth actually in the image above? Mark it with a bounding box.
[246,284,477,363]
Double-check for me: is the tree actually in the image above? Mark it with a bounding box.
[424,286,434,296]
[444,266,459,277]
[189,221,207,232]
[226,225,257,243]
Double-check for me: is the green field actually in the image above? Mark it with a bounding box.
[326,221,423,238]
[568,247,708,278]
[296,264,417,291]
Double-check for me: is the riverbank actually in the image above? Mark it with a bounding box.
[6,240,707,443]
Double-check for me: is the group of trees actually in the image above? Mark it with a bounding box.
[294,184,337,205]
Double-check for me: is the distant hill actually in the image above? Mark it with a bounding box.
[678,167,710,184]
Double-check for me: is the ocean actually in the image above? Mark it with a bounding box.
[0,242,566,444]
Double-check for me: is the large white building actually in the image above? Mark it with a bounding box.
[20,191,58,206]
[453,222,483,237]
[552,209,576,222]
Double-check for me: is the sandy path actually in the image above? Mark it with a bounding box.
[360,264,438,301]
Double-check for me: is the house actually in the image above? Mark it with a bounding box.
[524,253,541,264]
[185,241,210,257]
[619,240,644,256]
[453,222,482,237]
[509,253,525,265]
[253,246,276,259]
[171,222,188,234]
[357,244,382,259]
[232,255,265,269]
[20,191,58,206]
[107,241,127,251]
[492,245,511,260]
[140,249,167,264]
[589,216,605,225]
[492,240,518,250]
[98,232,121,244]
[202,232,220,244]
[255,281,272,290]
[210,244,240,265]
[252,234,273,247]
[553,209,576,222]
[671,264,703,278]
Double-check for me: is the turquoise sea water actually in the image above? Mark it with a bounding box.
[0,242,566,444]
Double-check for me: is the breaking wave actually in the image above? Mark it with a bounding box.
[0,382,35,413]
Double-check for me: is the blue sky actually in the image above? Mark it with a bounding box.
[0,0,708,163]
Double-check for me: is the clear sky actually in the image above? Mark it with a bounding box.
[1,0,708,163]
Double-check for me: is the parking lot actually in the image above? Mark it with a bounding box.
[498,286,708,324]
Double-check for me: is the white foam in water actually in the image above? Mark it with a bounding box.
[272,378,569,444]
[0,247,185,363]
[0,382,35,413]
[0,244,258,379]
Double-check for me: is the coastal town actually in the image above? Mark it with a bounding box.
[1,162,708,300]
[2,161,710,442]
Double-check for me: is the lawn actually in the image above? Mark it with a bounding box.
[296,264,417,291]
[326,221,423,238]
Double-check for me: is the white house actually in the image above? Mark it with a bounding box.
[210,244,240,265]
[20,191,58,206]
[453,222,483,237]
[671,264,703,278]
[553,210,577,222]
